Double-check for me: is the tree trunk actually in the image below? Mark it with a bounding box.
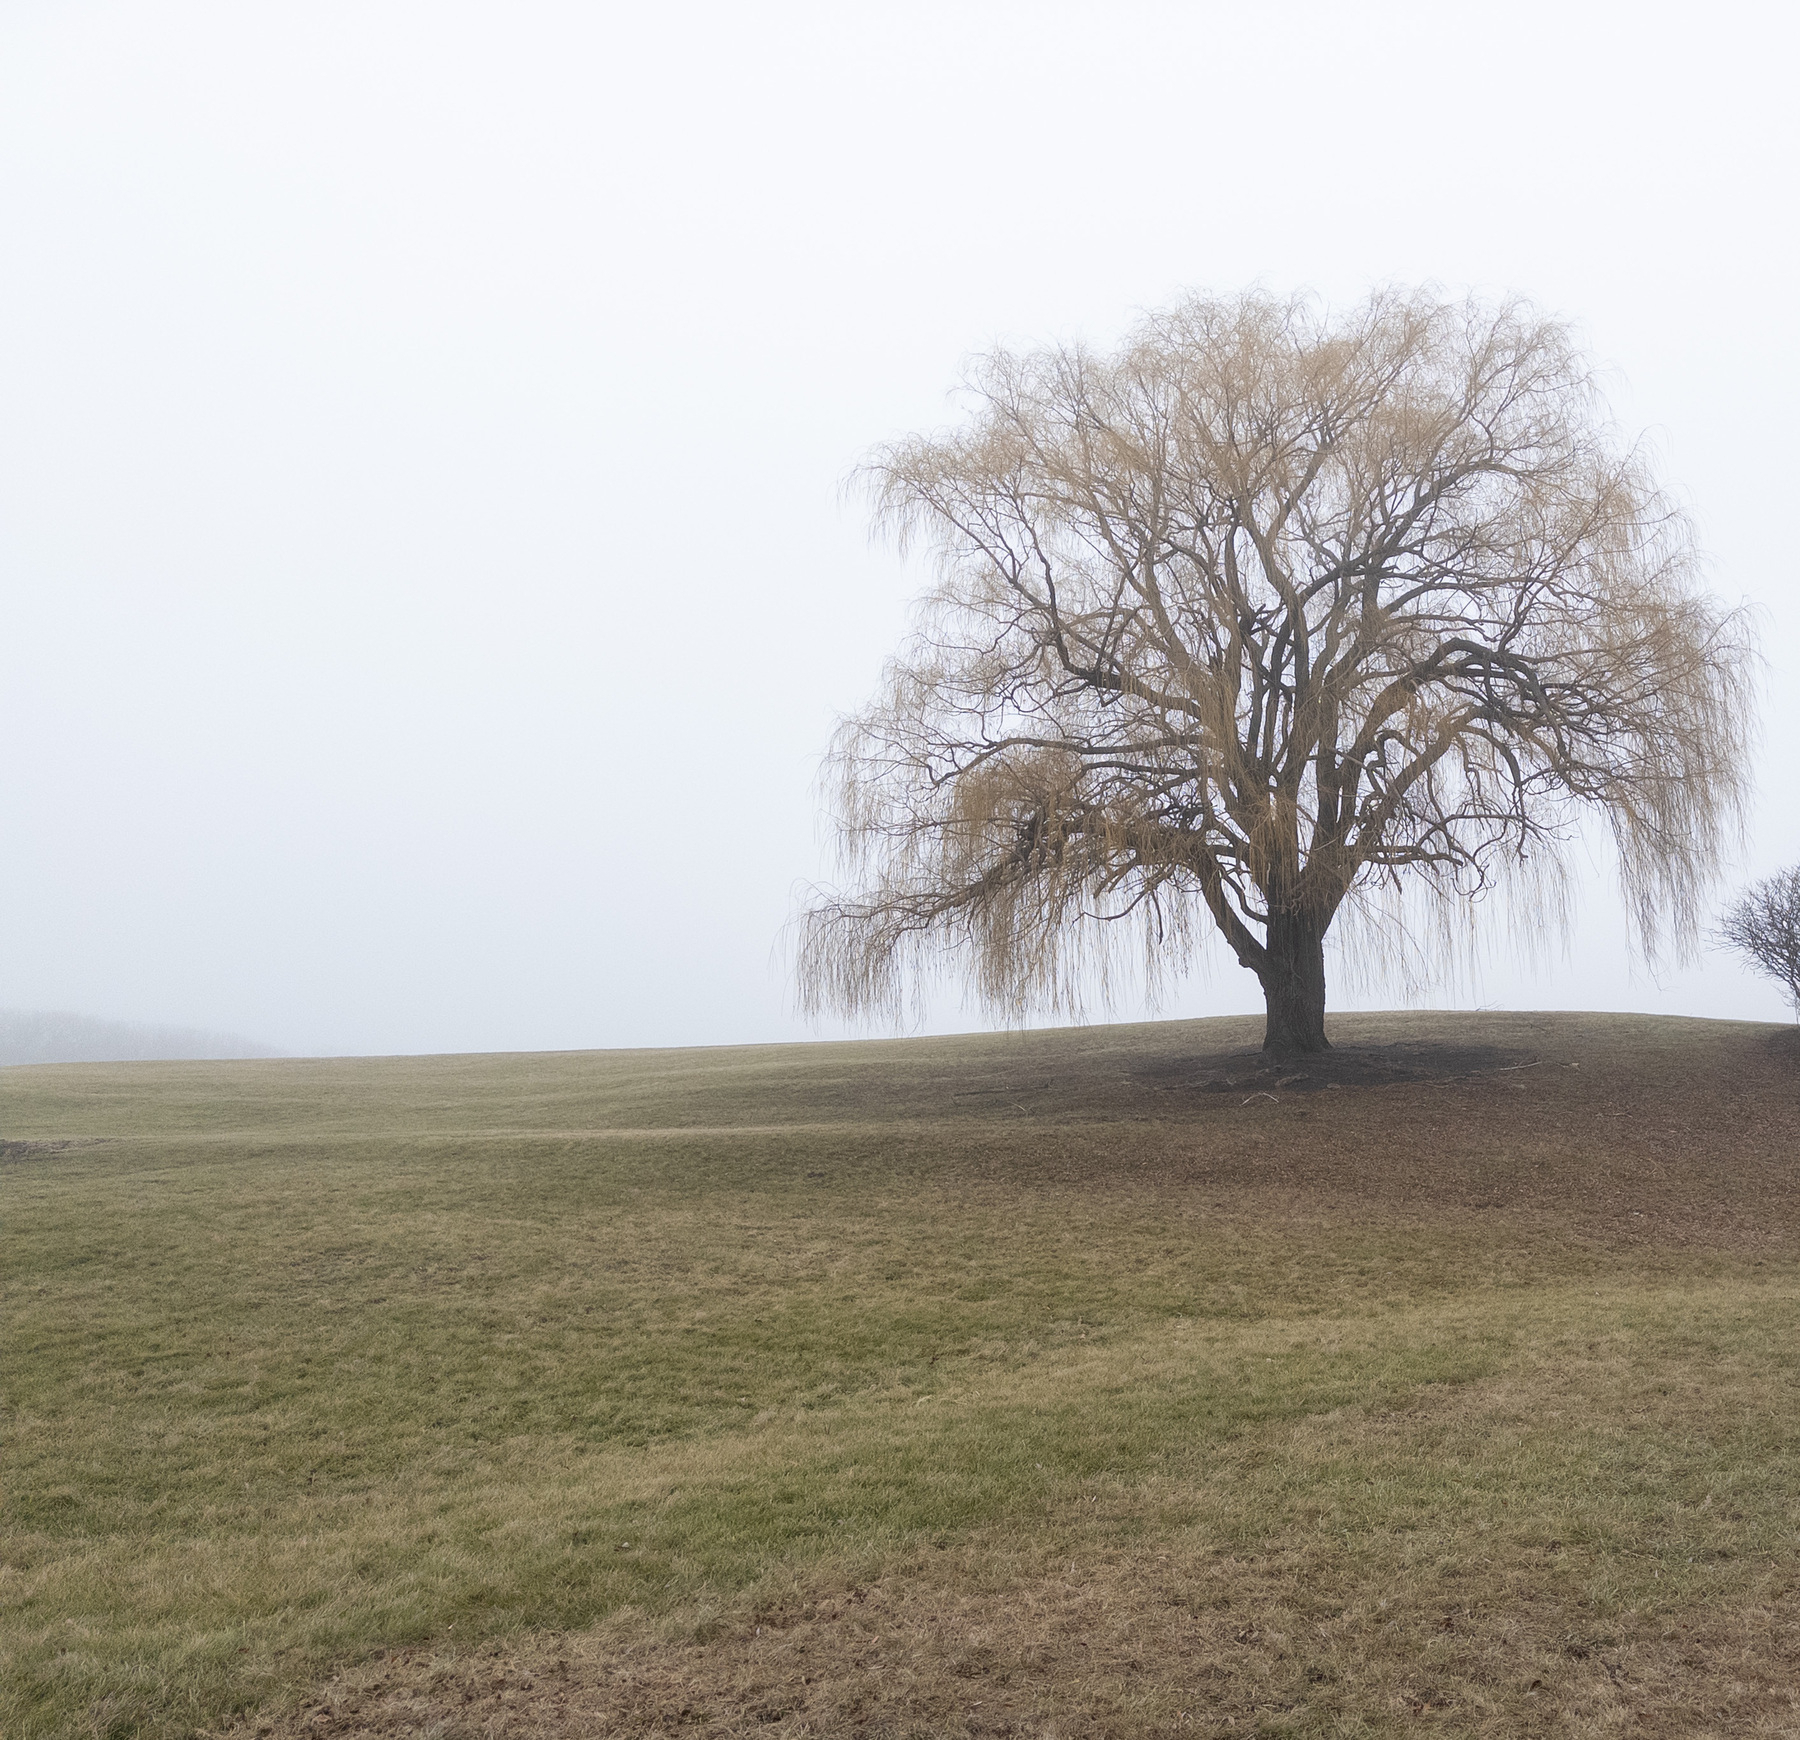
[1260,908,1330,1054]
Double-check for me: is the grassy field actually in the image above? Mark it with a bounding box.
[4,1010,1799,1738]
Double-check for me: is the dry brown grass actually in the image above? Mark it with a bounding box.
[226,1551,1799,1740]
[224,1298,1800,1739]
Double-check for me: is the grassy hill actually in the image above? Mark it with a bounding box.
[4,1011,1798,1738]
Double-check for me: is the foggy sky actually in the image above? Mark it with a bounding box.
[2,1,1795,1058]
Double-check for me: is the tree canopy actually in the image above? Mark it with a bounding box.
[797,290,1757,1052]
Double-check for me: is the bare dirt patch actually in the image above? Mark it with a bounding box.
[0,1136,109,1162]
[1134,1038,1539,1097]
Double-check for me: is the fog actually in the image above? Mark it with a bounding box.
[1,1,1794,1058]
[0,1009,276,1067]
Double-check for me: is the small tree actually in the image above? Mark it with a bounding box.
[798,290,1757,1053]
[1718,868,1800,1018]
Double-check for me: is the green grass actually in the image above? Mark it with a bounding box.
[4,1012,1798,1737]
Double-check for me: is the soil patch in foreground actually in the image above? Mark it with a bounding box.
[0,1137,109,1162]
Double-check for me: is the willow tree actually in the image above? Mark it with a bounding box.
[797,290,1756,1054]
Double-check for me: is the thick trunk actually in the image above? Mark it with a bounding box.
[1259,908,1330,1054]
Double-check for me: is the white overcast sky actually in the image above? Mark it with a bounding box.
[1,0,1795,1056]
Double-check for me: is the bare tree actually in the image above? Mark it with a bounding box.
[1717,868,1800,1017]
[797,290,1757,1054]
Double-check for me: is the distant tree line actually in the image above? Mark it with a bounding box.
[0,1009,280,1067]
